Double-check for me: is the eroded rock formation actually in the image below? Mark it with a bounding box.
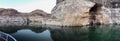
[30,9,49,16]
[0,0,120,26]
[89,0,120,24]
[56,0,120,8]
[89,0,120,8]
[54,0,120,26]
[52,0,95,26]
[0,8,20,15]
[0,9,53,26]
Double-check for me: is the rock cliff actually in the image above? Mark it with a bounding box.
[53,0,120,26]
[89,0,120,24]
[0,0,120,26]
[52,0,95,26]
[0,8,54,26]
[0,8,20,15]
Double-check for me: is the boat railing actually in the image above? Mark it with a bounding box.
[0,32,17,41]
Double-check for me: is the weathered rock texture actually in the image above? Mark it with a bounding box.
[89,0,120,8]
[88,0,120,24]
[52,0,95,26]
[54,0,120,26]
[0,16,27,26]
[0,0,120,26]
[56,0,120,8]
[0,8,56,26]
[0,8,20,15]
[30,9,51,17]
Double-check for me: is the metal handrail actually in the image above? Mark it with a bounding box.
[0,31,17,41]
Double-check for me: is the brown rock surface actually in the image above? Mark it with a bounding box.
[30,9,52,18]
[0,8,19,15]
[54,0,120,26]
[0,0,119,26]
[56,0,120,8]
[52,0,95,26]
[89,0,120,8]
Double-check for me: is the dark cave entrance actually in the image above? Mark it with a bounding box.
[89,3,102,25]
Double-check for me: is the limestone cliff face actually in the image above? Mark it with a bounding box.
[0,16,27,26]
[89,6,112,24]
[89,0,120,8]
[56,0,120,8]
[54,0,120,26]
[99,7,120,24]
[0,0,120,26]
[89,0,120,24]
[52,0,95,26]
[0,9,54,26]
[0,8,20,15]
[30,10,50,16]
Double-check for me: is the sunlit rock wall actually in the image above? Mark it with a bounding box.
[55,0,120,25]
[0,16,27,26]
[52,0,95,26]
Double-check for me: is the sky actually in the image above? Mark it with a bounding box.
[0,0,56,13]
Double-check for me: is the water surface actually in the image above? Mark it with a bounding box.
[0,25,120,41]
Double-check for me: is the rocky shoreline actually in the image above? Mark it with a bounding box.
[52,0,120,26]
[0,0,120,26]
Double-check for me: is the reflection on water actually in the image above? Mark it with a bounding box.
[12,29,53,41]
[0,25,120,41]
[89,25,120,41]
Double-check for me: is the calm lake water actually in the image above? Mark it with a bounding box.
[0,25,120,41]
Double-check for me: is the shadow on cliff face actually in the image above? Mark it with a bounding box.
[89,3,102,25]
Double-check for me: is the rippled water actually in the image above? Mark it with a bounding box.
[0,25,120,41]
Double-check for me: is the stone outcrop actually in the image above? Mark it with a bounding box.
[88,0,120,24]
[0,8,60,26]
[56,0,64,4]
[99,7,120,24]
[0,8,20,15]
[52,0,95,26]
[30,9,49,16]
[56,0,120,8]
[0,16,27,26]
[89,0,120,8]
[54,0,120,26]
[30,9,53,19]
[0,0,120,26]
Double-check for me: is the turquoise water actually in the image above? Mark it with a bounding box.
[0,25,120,41]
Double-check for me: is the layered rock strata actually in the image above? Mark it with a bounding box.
[54,0,120,26]
[52,0,95,26]
[0,0,120,26]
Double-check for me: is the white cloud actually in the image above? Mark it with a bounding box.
[0,0,56,13]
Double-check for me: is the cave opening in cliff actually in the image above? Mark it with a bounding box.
[89,3,102,25]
